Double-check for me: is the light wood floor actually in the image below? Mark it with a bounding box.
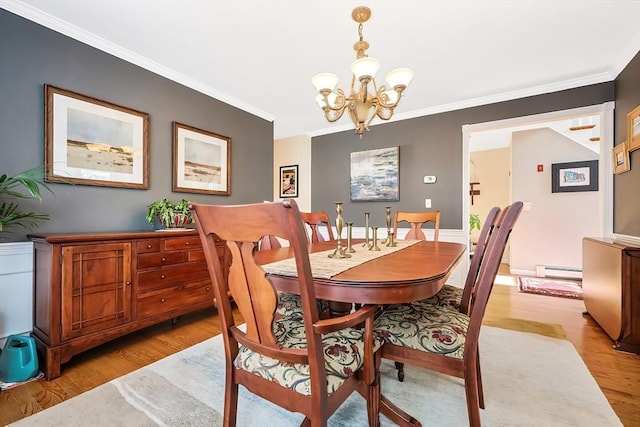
[1,283,638,426]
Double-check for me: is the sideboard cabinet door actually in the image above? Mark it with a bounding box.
[60,243,132,341]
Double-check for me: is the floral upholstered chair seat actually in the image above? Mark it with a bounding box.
[417,284,463,311]
[276,292,330,317]
[374,302,469,358]
[235,311,383,395]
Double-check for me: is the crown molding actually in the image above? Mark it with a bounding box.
[0,0,276,123]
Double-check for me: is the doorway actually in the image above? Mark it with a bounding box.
[461,102,614,277]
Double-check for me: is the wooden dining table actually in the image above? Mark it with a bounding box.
[256,238,467,426]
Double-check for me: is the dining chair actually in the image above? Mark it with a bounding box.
[421,206,502,313]
[191,199,382,427]
[300,211,335,242]
[393,211,440,241]
[374,201,523,427]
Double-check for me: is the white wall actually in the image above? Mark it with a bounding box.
[273,135,312,211]
[510,128,599,274]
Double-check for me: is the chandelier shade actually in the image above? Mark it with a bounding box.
[311,6,413,137]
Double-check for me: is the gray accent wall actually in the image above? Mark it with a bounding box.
[312,84,615,229]
[613,51,640,238]
[0,10,273,241]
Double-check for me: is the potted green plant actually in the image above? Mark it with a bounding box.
[469,213,481,234]
[0,167,53,235]
[146,198,193,229]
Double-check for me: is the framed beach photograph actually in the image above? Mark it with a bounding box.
[45,84,149,189]
[350,146,399,201]
[551,160,598,193]
[173,122,231,195]
[279,164,298,198]
[612,142,630,175]
[627,104,640,152]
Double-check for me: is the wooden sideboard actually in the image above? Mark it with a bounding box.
[582,237,640,354]
[29,230,227,379]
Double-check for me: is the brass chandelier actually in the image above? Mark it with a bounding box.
[311,6,414,137]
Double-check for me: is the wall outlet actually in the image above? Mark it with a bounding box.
[423,175,437,184]
[425,199,432,208]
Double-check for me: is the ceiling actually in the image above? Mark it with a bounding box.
[3,0,639,140]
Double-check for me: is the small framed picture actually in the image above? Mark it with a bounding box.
[551,160,598,193]
[45,84,149,189]
[279,165,298,198]
[173,122,231,195]
[612,142,630,175]
[627,105,640,152]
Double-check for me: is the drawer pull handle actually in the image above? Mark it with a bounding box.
[161,298,165,303]
[161,257,166,262]
[147,244,152,249]
[206,287,211,291]
[126,281,131,286]
[161,275,166,279]
[185,242,190,246]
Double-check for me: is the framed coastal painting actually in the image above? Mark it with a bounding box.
[350,146,399,201]
[45,84,149,189]
[627,104,640,152]
[551,160,598,193]
[279,164,298,198]
[612,142,630,175]
[172,122,231,195]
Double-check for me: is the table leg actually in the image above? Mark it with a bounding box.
[356,382,422,427]
[327,301,352,317]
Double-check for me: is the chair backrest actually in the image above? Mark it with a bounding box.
[464,201,523,358]
[191,200,326,381]
[459,206,501,314]
[259,234,282,250]
[300,211,335,243]
[393,211,441,241]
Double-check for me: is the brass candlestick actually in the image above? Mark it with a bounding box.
[382,206,392,245]
[328,202,350,258]
[363,212,371,248]
[370,226,381,251]
[345,222,356,253]
[385,207,397,247]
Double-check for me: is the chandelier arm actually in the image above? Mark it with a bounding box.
[376,106,394,121]
[376,85,402,109]
[324,105,347,122]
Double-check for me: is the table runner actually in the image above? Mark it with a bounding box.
[261,239,421,279]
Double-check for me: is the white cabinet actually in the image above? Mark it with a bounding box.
[0,241,34,347]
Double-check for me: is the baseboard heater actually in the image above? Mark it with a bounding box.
[536,265,582,280]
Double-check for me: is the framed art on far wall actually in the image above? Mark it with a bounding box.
[350,146,399,201]
[279,165,298,198]
[551,160,598,193]
[45,84,149,189]
[173,122,231,195]
[612,142,630,175]
[627,104,640,152]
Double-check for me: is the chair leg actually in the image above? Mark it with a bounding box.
[224,381,239,427]
[476,353,485,409]
[464,361,482,427]
[367,353,381,427]
[394,361,405,382]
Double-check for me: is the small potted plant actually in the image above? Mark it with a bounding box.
[146,198,193,229]
[469,213,481,234]
[0,167,53,236]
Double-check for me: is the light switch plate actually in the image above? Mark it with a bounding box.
[423,175,437,184]
[425,199,432,208]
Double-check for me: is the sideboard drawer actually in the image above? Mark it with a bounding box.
[164,236,202,251]
[137,252,188,269]
[137,281,214,318]
[137,261,209,292]
[137,240,161,254]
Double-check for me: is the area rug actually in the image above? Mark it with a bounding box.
[10,326,620,427]
[518,276,584,299]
